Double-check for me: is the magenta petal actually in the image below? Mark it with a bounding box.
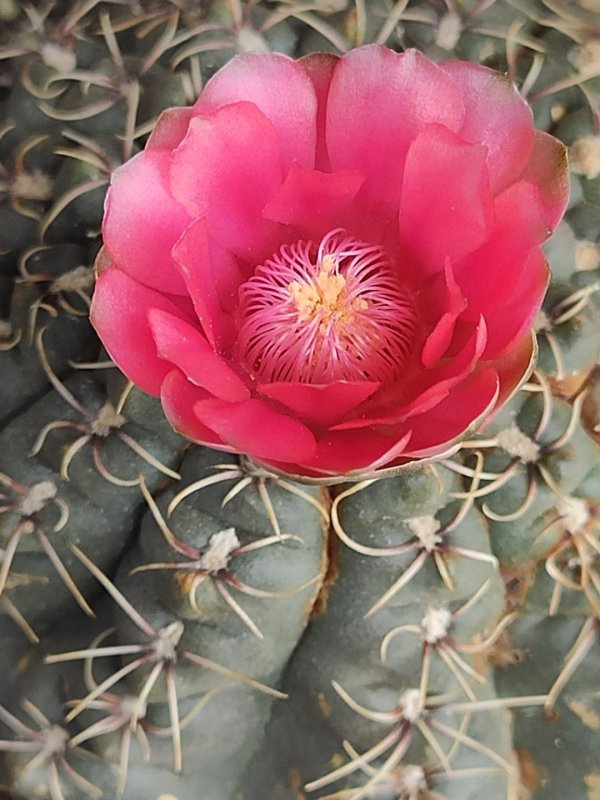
[299,52,338,171]
[308,428,412,475]
[263,164,364,240]
[171,102,283,262]
[148,309,249,403]
[398,126,494,274]
[329,382,448,432]
[103,152,190,294]
[489,334,535,412]
[146,107,193,151]
[441,61,534,192]
[327,47,464,212]
[333,317,488,431]
[160,370,235,451]
[413,316,488,395]
[193,398,317,464]
[483,248,549,356]
[520,131,569,230]
[257,380,380,428]
[194,52,317,171]
[90,268,189,396]
[172,218,238,351]
[403,369,499,456]
[456,181,549,319]
[421,259,467,367]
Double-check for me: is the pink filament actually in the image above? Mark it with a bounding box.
[237,229,417,384]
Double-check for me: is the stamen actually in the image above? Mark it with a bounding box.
[237,229,417,384]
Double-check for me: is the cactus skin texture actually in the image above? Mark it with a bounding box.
[1,1,599,799]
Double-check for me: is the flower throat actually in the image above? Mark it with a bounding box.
[237,230,417,385]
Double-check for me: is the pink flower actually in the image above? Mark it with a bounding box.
[91,46,569,481]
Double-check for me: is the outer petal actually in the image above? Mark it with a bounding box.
[262,164,364,240]
[519,131,569,230]
[90,268,189,395]
[257,380,380,428]
[160,369,235,451]
[172,218,239,351]
[483,248,549,356]
[148,309,250,403]
[171,102,283,262]
[456,181,549,318]
[487,333,536,414]
[398,126,494,276]
[327,47,464,212]
[103,152,190,294]
[333,317,488,430]
[402,369,500,456]
[304,429,412,476]
[299,52,338,171]
[441,61,534,192]
[403,317,488,412]
[193,398,317,464]
[420,259,467,367]
[193,52,317,171]
[146,106,193,151]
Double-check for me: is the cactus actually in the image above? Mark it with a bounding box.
[1,1,600,799]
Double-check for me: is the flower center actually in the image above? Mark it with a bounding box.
[237,229,417,384]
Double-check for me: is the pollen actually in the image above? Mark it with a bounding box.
[237,229,417,385]
[288,262,369,335]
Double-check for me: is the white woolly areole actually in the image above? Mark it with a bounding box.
[407,516,442,552]
[91,403,126,437]
[398,765,427,797]
[153,621,184,662]
[20,481,57,516]
[556,496,590,533]
[495,425,540,463]
[435,12,462,50]
[40,725,68,758]
[40,42,76,73]
[199,528,240,573]
[120,694,148,721]
[570,135,600,180]
[575,240,600,272]
[12,170,53,201]
[236,26,269,53]
[571,40,600,76]
[51,265,95,293]
[400,689,423,723]
[421,606,453,643]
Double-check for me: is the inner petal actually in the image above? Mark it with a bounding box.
[236,229,417,384]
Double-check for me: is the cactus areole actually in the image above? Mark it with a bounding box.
[90,45,569,481]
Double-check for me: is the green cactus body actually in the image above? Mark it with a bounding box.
[1,1,600,799]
